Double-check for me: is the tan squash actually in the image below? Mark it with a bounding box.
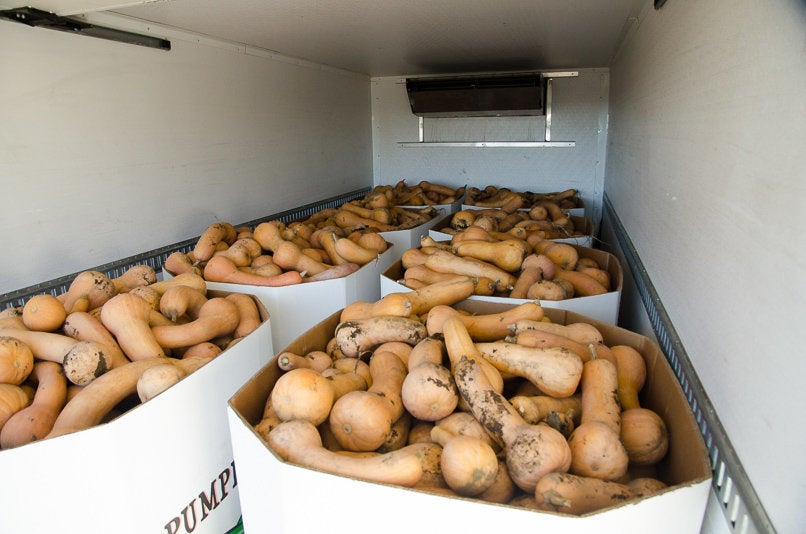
[62,311,130,369]
[22,294,67,332]
[0,336,34,385]
[509,394,582,426]
[0,384,31,433]
[509,319,604,345]
[612,344,647,410]
[62,340,113,386]
[620,407,669,466]
[440,435,499,496]
[440,315,504,397]
[224,293,263,338]
[158,284,208,323]
[151,297,239,349]
[46,357,201,438]
[270,367,335,426]
[60,270,117,314]
[453,355,572,493]
[193,222,237,262]
[400,361,458,421]
[163,251,202,276]
[534,472,665,515]
[334,316,427,359]
[0,361,67,448]
[111,264,157,293]
[100,293,166,360]
[474,341,583,398]
[300,263,360,283]
[424,250,516,293]
[452,239,527,273]
[267,419,424,487]
[328,350,407,451]
[426,301,544,342]
[567,356,628,481]
[203,255,304,287]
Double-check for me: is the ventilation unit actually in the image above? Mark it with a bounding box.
[405,73,544,118]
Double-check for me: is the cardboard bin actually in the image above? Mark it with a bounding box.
[227,302,711,534]
[380,243,623,324]
[164,245,396,351]
[0,293,272,534]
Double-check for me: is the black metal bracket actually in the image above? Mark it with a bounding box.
[0,6,170,50]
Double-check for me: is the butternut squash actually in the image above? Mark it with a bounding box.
[567,357,628,481]
[553,268,608,296]
[509,319,604,346]
[509,394,582,426]
[158,284,208,322]
[612,345,647,411]
[426,301,544,342]
[148,272,207,296]
[424,250,516,293]
[203,255,304,287]
[620,407,669,466]
[46,357,199,438]
[0,384,31,433]
[334,316,427,359]
[60,270,116,313]
[111,264,157,293]
[193,222,237,262]
[2,361,66,448]
[224,293,262,338]
[440,435,499,496]
[99,293,166,361]
[453,355,572,492]
[62,311,130,369]
[452,239,527,272]
[534,472,665,515]
[401,361,458,421]
[163,251,202,276]
[272,240,330,276]
[301,262,360,283]
[271,367,335,426]
[474,341,583,398]
[440,315,504,400]
[151,297,239,349]
[0,336,34,385]
[22,294,67,332]
[328,350,407,451]
[267,419,424,487]
[62,341,113,386]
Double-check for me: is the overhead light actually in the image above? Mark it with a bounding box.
[0,6,170,50]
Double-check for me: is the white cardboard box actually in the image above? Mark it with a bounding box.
[165,245,397,351]
[227,304,712,534]
[430,211,595,247]
[0,294,272,534]
[378,209,450,252]
[380,244,623,324]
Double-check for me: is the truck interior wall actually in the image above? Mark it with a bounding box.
[370,69,608,229]
[0,17,373,294]
[604,1,805,532]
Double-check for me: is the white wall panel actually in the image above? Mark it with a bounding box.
[606,1,806,531]
[370,69,608,226]
[0,17,372,294]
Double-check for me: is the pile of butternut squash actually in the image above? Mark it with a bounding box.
[465,185,582,212]
[165,210,424,286]
[363,180,466,207]
[255,291,671,515]
[397,231,612,301]
[441,202,588,241]
[0,265,263,449]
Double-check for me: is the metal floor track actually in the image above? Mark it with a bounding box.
[602,194,775,534]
